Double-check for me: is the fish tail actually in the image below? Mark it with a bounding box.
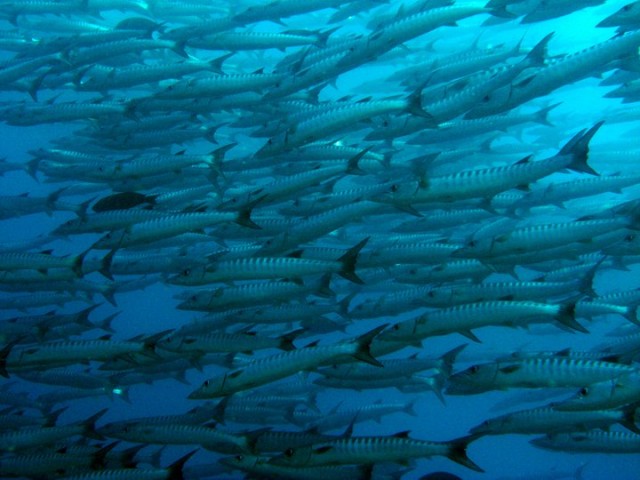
[98,248,116,280]
[101,285,118,307]
[209,52,233,74]
[279,328,303,351]
[620,402,640,434]
[556,302,589,333]
[427,373,447,405]
[44,406,67,427]
[90,441,120,470]
[118,444,147,469]
[81,408,108,440]
[98,312,119,333]
[76,304,100,328]
[235,194,264,229]
[352,323,387,367]
[439,344,468,377]
[345,147,368,175]
[0,340,18,378]
[404,397,418,417]
[337,237,369,284]
[72,247,91,278]
[405,86,436,123]
[172,40,189,59]
[535,102,561,127]
[211,395,231,424]
[559,121,604,175]
[167,449,198,480]
[446,434,484,472]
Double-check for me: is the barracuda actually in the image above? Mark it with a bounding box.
[256,93,430,158]
[531,431,640,454]
[256,201,385,255]
[74,57,227,93]
[221,454,371,480]
[219,151,366,209]
[61,38,188,67]
[377,300,585,349]
[0,249,88,276]
[154,71,284,100]
[53,209,169,235]
[268,431,484,472]
[466,30,640,118]
[56,449,196,480]
[554,370,640,411]
[176,276,334,313]
[447,356,637,395]
[187,325,385,399]
[100,421,248,453]
[379,122,602,206]
[1,331,170,375]
[471,404,640,435]
[171,238,367,286]
[92,207,259,249]
[157,329,300,355]
[0,408,106,452]
[420,276,594,306]
[187,30,328,51]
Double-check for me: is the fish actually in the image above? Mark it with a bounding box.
[187,324,385,399]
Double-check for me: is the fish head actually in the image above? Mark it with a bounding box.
[446,363,499,395]
[176,291,213,310]
[157,333,195,352]
[452,236,494,258]
[169,266,206,286]
[597,3,640,28]
[220,453,260,470]
[469,415,510,435]
[381,317,421,342]
[93,230,128,250]
[188,376,226,399]
[268,444,314,467]
[98,420,140,439]
[553,377,625,411]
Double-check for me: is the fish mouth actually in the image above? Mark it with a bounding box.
[187,390,205,400]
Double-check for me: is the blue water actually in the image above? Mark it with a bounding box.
[1,1,640,479]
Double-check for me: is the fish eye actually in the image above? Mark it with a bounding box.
[285,448,294,457]
[182,269,191,276]
[392,324,399,330]
[625,234,635,242]
[470,365,480,374]
[390,184,399,192]
[203,380,210,387]
[235,455,244,461]
[579,387,589,396]
[468,240,476,247]
[427,290,435,297]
